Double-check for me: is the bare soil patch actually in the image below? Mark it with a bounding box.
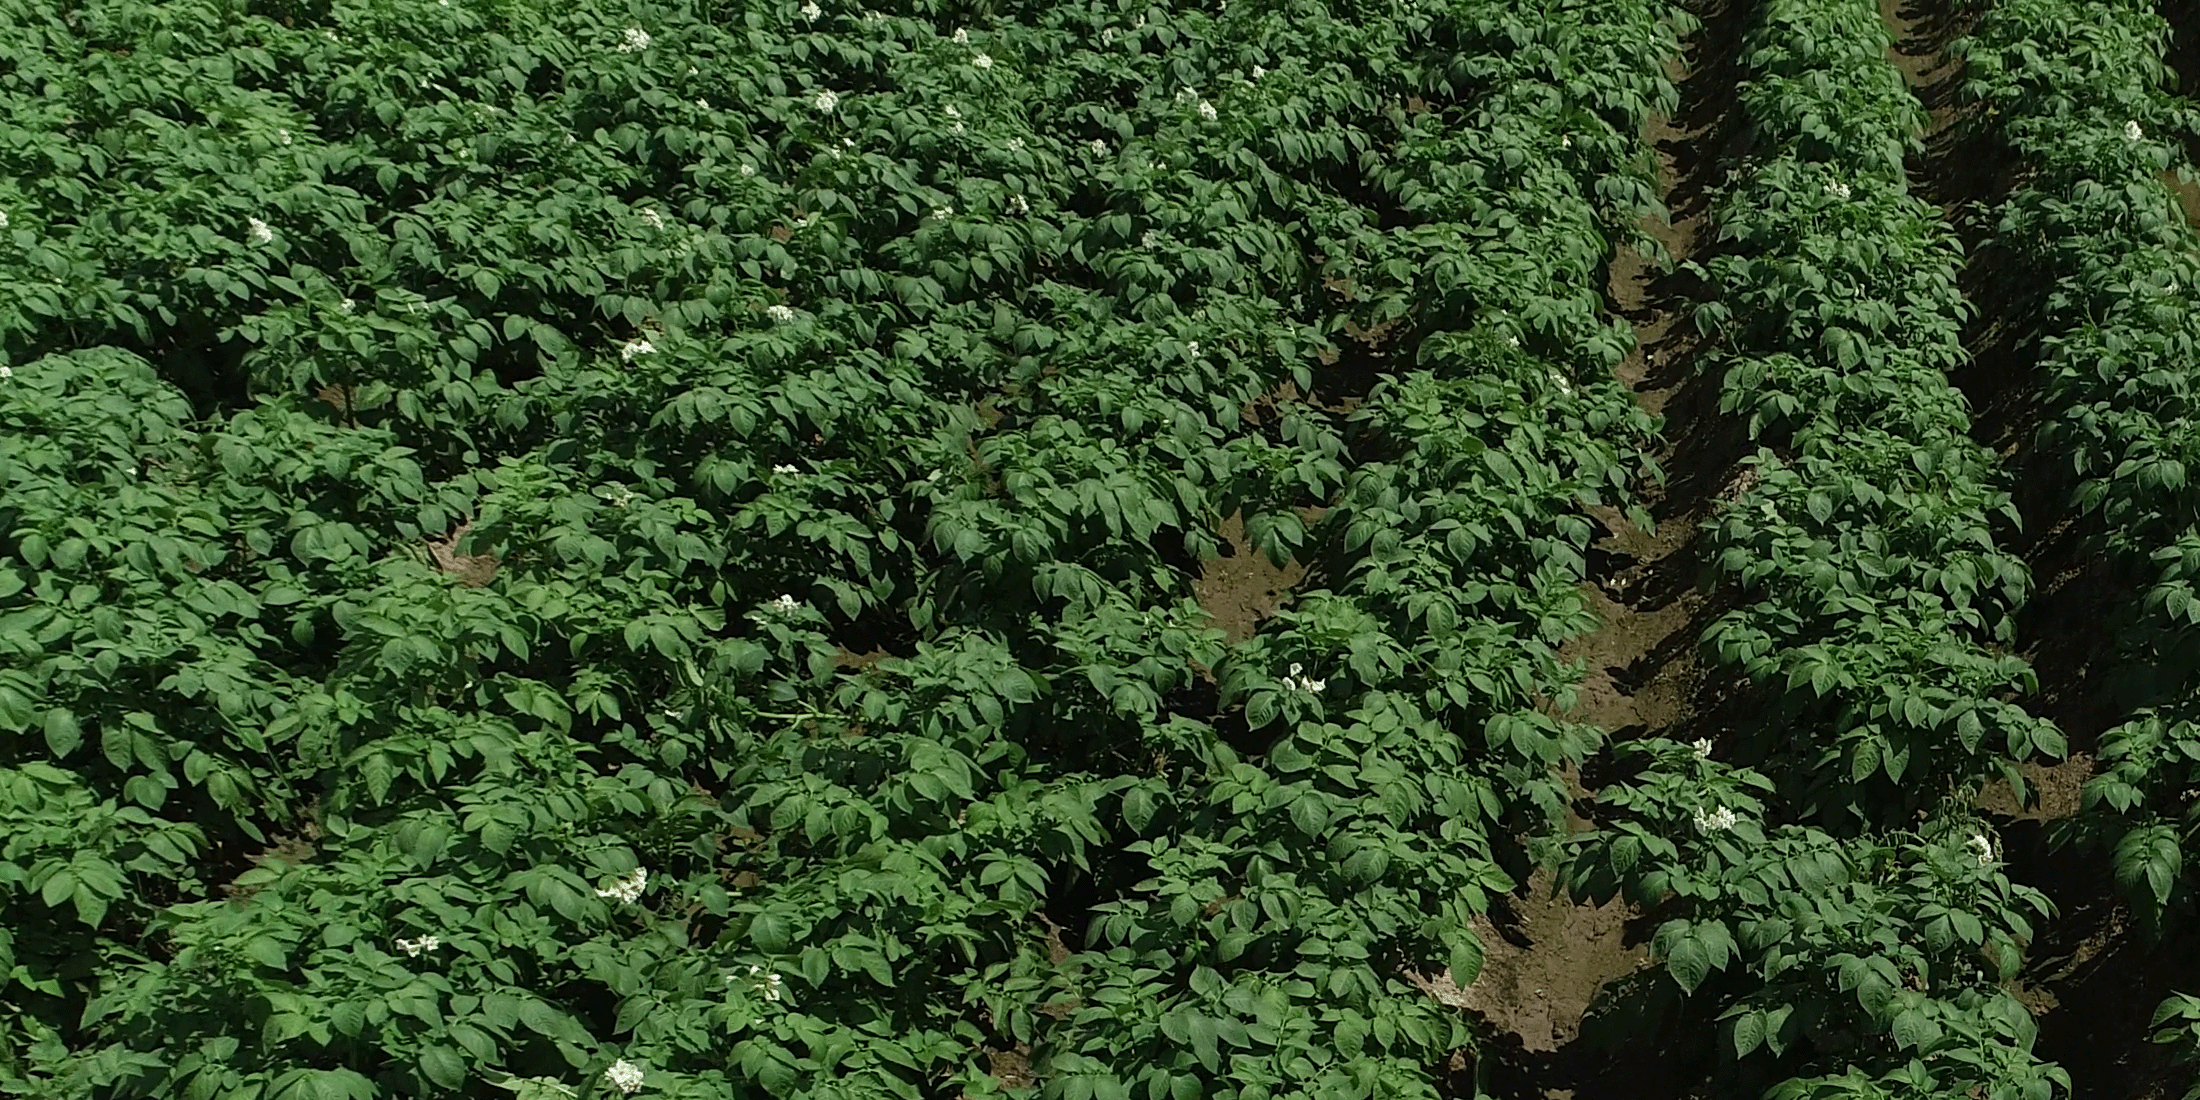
[1192,511,1306,645]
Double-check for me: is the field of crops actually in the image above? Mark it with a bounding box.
[10,0,2200,1096]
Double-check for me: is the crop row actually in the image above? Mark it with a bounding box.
[1564,1,2067,1097]
[1957,0,2200,939]
[0,1,1684,1099]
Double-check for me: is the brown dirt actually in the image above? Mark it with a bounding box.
[1412,868,1649,1056]
[1192,511,1306,645]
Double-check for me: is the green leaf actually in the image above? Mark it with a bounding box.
[751,912,794,952]
[420,1045,467,1089]
[1449,931,1486,987]
[1666,934,1711,994]
[1731,1009,1765,1057]
[43,709,81,758]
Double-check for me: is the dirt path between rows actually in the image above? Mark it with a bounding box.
[1458,4,1758,1096]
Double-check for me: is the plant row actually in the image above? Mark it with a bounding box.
[1565,2,2067,1098]
[1956,0,2200,943]
[0,1,1681,1099]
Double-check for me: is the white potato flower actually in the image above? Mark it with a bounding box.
[1185,341,1200,357]
[766,304,795,323]
[1691,738,1713,760]
[1250,65,1265,80]
[1281,662,1326,694]
[245,217,273,246]
[339,298,355,314]
[1,366,14,380]
[640,207,665,229]
[2126,119,2144,142]
[952,27,969,44]
[397,934,442,957]
[1197,100,1217,121]
[771,594,800,613]
[800,0,821,21]
[1007,194,1029,215]
[813,89,839,112]
[1824,181,1852,200]
[1089,139,1108,155]
[617,26,651,51]
[773,463,799,474]
[1965,832,1994,866]
[740,162,757,177]
[620,338,656,361]
[932,205,954,221]
[277,128,292,145]
[972,53,992,69]
[0,209,9,229]
[595,867,649,904]
[1692,806,1739,834]
[750,965,785,1001]
[604,1059,645,1095]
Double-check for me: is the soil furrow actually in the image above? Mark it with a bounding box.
[1469,4,1753,1096]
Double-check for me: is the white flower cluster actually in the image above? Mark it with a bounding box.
[595,867,648,904]
[640,207,665,230]
[1692,806,1739,834]
[741,965,786,1001]
[1824,180,1852,200]
[1249,65,1265,81]
[1185,341,1201,358]
[397,934,441,957]
[1197,100,1217,122]
[0,209,9,229]
[1560,134,1572,149]
[768,594,801,615]
[1089,139,1109,156]
[608,486,636,508]
[604,1059,646,1095]
[1506,335,1520,348]
[813,89,839,113]
[620,338,656,361]
[1281,662,1326,694]
[0,366,14,380]
[740,162,758,177]
[952,27,969,44]
[617,26,651,52]
[2126,119,2145,142]
[766,304,795,323]
[800,0,821,22]
[945,104,964,134]
[1007,194,1029,216]
[932,205,954,221]
[277,128,292,145]
[1965,831,1994,866]
[1692,737,1713,760]
[245,217,273,246]
[1549,369,1572,396]
[1142,229,1160,248]
[973,53,993,69]
[340,298,355,314]
[1006,137,1025,152]
[772,463,800,474]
